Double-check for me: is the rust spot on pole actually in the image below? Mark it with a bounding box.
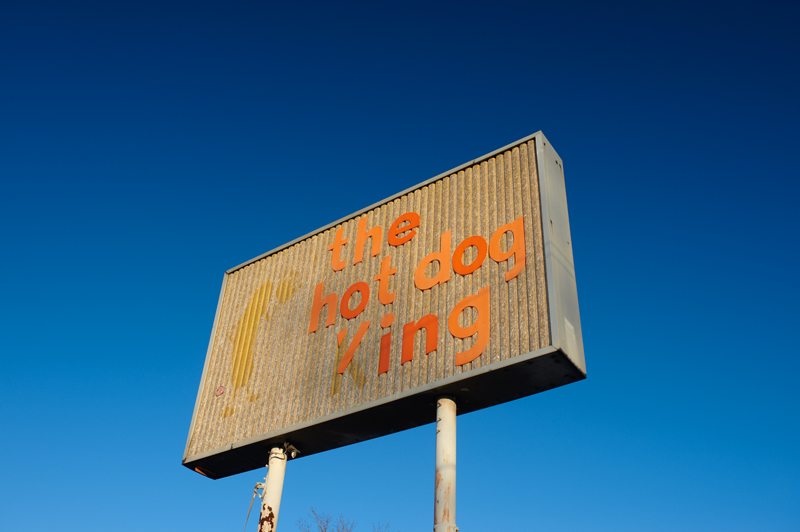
[258,506,276,532]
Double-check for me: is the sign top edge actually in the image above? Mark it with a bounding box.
[226,130,545,274]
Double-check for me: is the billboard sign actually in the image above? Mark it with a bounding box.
[183,132,585,479]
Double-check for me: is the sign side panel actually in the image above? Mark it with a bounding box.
[535,132,585,373]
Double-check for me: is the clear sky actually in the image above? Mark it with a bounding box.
[1,1,798,531]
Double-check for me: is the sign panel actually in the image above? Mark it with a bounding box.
[183,132,585,479]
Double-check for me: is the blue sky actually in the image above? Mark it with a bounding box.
[1,1,798,530]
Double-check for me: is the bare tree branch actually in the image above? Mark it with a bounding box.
[297,508,356,532]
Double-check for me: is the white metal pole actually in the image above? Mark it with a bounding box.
[258,446,288,532]
[434,397,457,532]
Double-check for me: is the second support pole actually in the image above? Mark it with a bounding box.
[434,397,457,532]
[258,446,288,532]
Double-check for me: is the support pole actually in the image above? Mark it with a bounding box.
[434,397,457,532]
[258,446,288,532]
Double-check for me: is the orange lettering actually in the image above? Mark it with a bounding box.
[452,235,487,275]
[378,313,395,375]
[340,282,370,319]
[374,255,398,304]
[353,216,382,265]
[337,321,371,374]
[489,216,526,281]
[379,332,392,374]
[401,314,438,364]
[448,287,490,366]
[328,227,349,271]
[308,282,338,333]
[388,212,420,247]
[380,313,395,328]
[415,231,451,290]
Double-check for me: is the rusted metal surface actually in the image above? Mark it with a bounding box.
[183,132,585,479]
[434,398,457,532]
[258,447,287,532]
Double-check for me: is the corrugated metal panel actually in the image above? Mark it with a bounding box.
[184,133,583,478]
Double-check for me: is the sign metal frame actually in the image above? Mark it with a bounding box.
[183,131,585,479]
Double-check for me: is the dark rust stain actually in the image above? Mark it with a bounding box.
[258,505,276,532]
